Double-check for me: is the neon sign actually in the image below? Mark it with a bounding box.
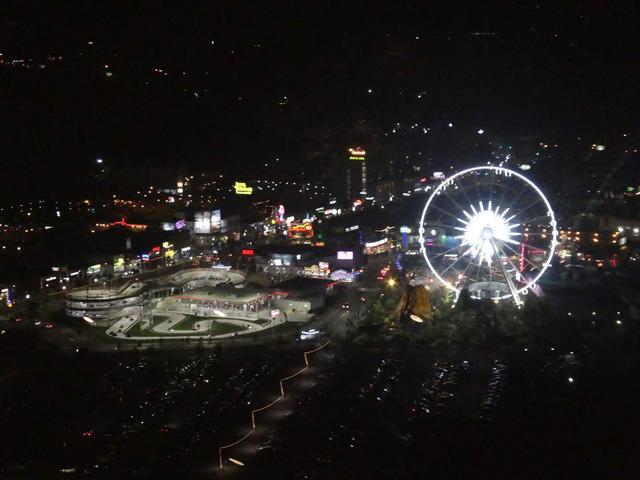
[234,182,253,195]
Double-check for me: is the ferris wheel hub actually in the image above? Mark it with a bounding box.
[481,227,494,239]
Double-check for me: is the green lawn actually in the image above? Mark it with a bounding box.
[125,318,245,337]
[209,322,246,336]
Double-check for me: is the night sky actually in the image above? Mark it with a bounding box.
[1,1,638,198]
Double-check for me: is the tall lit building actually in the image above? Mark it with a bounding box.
[347,147,367,199]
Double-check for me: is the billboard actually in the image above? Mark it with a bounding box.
[234,182,253,195]
[87,264,102,275]
[194,211,221,234]
[349,147,366,161]
[113,255,125,273]
[211,210,221,232]
[194,211,212,234]
[337,251,354,260]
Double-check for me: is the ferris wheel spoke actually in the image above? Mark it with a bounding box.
[456,259,474,289]
[428,204,465,224]
[513,237,552,251]
[489,168,495,204]
[439,254,467,278]
[426,222,461,232]
[510,197,544,223]
[490,240,522,302]
[520,213,552,227]
[427,243,463,261]
[497,178,511,210]
[494,241,525,283]
[457,178,478,213]
[502,182,530,213]
[501,241,543,272]
[441,188,469,216]
[472,257,484,283]
[473,174,483,208]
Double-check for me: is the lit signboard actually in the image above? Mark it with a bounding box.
[87,264,102,275]
[365,238,388,248]
[349,147,366,161]
[234,182,253,195]
[337,251,354,260]
[289,223,314,238]
[211,210,221,231]
[194,211,221,233]
[242,249,255,256]
[345,225,359,232]
[175,219,186,230]
[194,211,212,234]
[432,171,445,180]
[113,255,125,273]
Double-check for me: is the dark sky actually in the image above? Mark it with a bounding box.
[1,1,638,198]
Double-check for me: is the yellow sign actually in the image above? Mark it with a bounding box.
[234,182,253,195]
[349,147,366,161]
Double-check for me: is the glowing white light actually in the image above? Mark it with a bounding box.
[454,201,520,266]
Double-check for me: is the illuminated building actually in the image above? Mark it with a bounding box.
[289,222,314,244]
[95,217,148,231]
[163,287,275,321]
[347,147,366,199]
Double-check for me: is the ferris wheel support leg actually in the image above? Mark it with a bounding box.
[491,240,522,306]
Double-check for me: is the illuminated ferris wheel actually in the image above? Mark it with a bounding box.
[418,165,558,305]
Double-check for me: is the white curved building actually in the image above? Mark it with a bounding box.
[65,268,246,326]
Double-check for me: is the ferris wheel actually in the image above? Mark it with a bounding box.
[418,165,558,305]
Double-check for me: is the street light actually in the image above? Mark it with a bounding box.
[387,278,396,288]
[228,458,245,467]
[410,314,424,323]
[82,316,95,325]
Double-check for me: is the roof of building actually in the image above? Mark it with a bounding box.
[255,245,329,256]
[174,286,267,303]
[273,276,336,292]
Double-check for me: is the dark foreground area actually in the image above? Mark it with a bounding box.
[1,305,639,479]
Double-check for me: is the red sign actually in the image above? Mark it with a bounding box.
[242,249,255,256]
[152,246,161,253]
